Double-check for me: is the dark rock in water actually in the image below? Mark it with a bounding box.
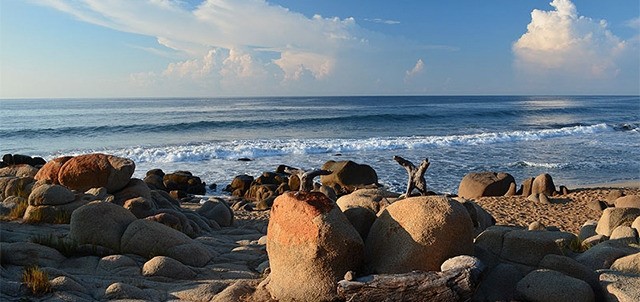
[225,174,254,195]
[1,154,47,167]
[275,164,297,174]
[334,153,342,156]
[237,157,252,162]
[146,169,165,177]
[163,171,206,195]
[208,183,217,191]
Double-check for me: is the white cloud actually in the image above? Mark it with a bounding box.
[405,59,425,81]
[626,17,640,30]
[513,0,627,79]
[364,18,400,25]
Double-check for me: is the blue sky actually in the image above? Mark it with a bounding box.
[1,0,638,98]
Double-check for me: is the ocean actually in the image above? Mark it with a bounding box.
[1,96,638,194]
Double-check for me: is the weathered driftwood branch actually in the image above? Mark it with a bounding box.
[284,168,332,192]
[337,268,477,302]
[393,156,430,197]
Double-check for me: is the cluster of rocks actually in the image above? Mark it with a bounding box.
[223,160,378,211]
[1,153,268,301]
[2,153,639,302]
[458,171,569,203]
[0,154,46,169]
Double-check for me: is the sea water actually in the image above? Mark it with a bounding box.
[1,96,638,194]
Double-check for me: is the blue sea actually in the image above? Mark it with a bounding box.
[1,96,639,194]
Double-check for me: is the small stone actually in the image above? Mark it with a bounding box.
[344,270,355,281]
[528,221,546,231]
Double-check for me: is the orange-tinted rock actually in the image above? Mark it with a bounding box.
[34,156,74,184]
[267,191,364,301]
[58,153,135,193]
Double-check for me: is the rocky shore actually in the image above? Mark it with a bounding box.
[1,153,639,301]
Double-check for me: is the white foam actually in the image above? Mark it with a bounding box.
[109,123,612,163]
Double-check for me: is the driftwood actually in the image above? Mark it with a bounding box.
[337,268,478,302]
[284,168,332,192]
[393,156,430,197]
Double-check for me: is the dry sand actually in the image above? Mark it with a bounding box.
[473,183,640,234]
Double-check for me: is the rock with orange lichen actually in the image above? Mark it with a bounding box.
[266,191,364,302]
[58,153,135,193]
[34,156,74,184]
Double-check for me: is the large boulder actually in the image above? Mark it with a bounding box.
[336,188,395,239]
[197,198,233,227]
[365,196,474,273]
[320,160,378,195]
[457,172,515,199]
[596,207,640,236]
[615,195,640,209]
[112,178,152,206]
[267,192,364,302]
[120,219,213,267]
[600,271,640,302]
[69,201,137,251]
[34,156,74,184]
[28,184,75,206]
[516,269,595,302]
[162,171,205,195]
[458,199,496,237]
[531,173,556,196]
[225,174,254,197]
[499,229,577,267]
[58,153,135,193]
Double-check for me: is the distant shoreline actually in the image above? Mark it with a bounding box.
[570,180,640,190]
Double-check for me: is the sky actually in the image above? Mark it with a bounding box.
[1,0,639,98]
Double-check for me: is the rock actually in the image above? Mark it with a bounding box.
[27,183,75,206]
[143,174,166,191]
[104,282,150,300]
[633,216,640,235]
[516,269,594,302]
[531,173,556,196]
[500,229,577,267]
[615,195,640,209]
[459,199,496,237]
[559,185,570,195]
[112,178,152,205]
[576,240,640,270]
[527,193,540,203]
[244,184,277,202]
[607,189,626,205]
[22,199,89,224]
[611,253,640,274]
[150,190,181,210]
[197,198,234,227]
[34,156,74,184]
[587,199,608,212]
[539,254,603,301]
[58,153,135,193]
[123,197,156,219]
[120,219,213,267]
[365,196,474,273]
[163,171,206,195]
[579,221,598,240]
[314,185,337,201]
[142,256,196,279]
[474,263,523,302]
[610,226,639,244]
[0,196,25,215]
[226,174,254,196]
[457,172,515,199]
[336,188,394,239]
[96,254,140,276]
[583,234,608,247]
[50,276,86,294]
[0,164,39,178]
[69,201,137,251]
[596,207,640,236]
[211,280,257,302]
[600,270,640,302]
[528,221,546,231]
[440,255,484,275]
[0,242,66,267]
[267,191,364,302]
[1,154,46,167]
[520,177,534,196]
[539,193,551,204]
[505,182,517,196]
[320,160,378,195]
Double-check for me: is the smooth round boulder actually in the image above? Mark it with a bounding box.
[615,195,640,209]
[516,269,594,302]
[320,160,378,194]
[457,172,515,199]
[596,207,640,236]
[531,173,556,196]
[69,201,137,251]
[58,153,135,193]
[267,191,364,302]
[28,184,75,206]
[365,195,474,273]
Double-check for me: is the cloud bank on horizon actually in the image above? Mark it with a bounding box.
[4,0,639,97]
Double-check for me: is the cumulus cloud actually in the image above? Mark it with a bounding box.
[513,0,627,79]
[405,59,425,81]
